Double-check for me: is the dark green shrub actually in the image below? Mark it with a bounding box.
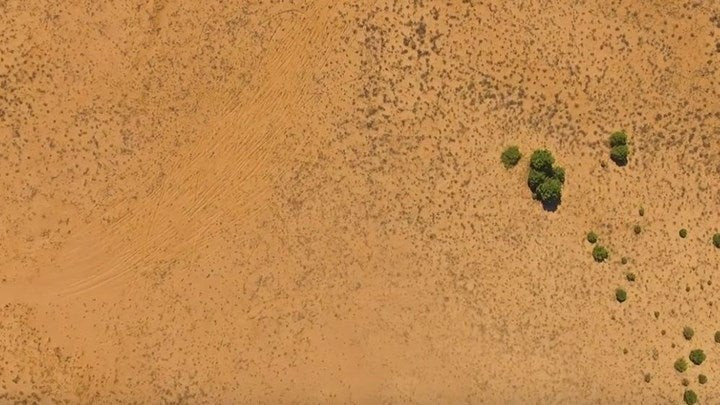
[689,349,706,365]
[626,273,635,282]
[536,178,562,205]
[610,144,629,166]
[615,288,627,303]
[683,327,694,340]
[698,374,707,384]
[587,231,598,244]
[553,166,565,183]
[593,245,609,262]
[527,169,548,193]
[675,358,688,373]
[530,149,555,174]
[679,229,687,238]
[501,146,522,168]
[683,390,697,405]
[609,131,628,147]
[633,224,642,235]
[713,233,720,248]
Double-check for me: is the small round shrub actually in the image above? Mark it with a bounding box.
[638,207,644,216]
[626,273,636,282]
[683,327,694,340]
[593,245,609,262]
[679,229,687,238]
[713,233,720,248]
[682,378,690,386]
[644,373,651,383]
[615,288,627,303]
[553,166,565,183]
[715,330,720,343]
[527,169,548,193]
[609,131,628,147]
[675,358,688,373]
[633,224,642,235]
[587,231,598,244]
[683,389,697,405]
[530,149,555,174]
[698,374,707,384]
[689,349,706,365]
[536,178,563,205]
[501,146,522,168]
[610,144,629,166]
[621,257,628,264]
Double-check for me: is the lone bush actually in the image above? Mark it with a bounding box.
[501,146,522,168]
[587,231,598,244]
[675,358,688,373]
[633,224,642,235]
[610,144,629,166]
[713,233,720,248]
[689,349,706,365]
[626,273,636,282]
[715,330,720,343]
[615,288,627,303]
[698,374,707,384]
[639,207,644,216]
[593,245,609,262]
[621,257,628,264]
[679,228,687,238]
[609,131,628,147]
[683,389,697,405]
[683,327,694,340]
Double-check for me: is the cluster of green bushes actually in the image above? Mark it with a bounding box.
[609,131,629,166]
[528,149,564,208]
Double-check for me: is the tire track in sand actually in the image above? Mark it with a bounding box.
[0,1,336,303]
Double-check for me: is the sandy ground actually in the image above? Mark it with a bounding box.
[1,0,720,403]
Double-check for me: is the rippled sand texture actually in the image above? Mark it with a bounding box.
[2,0,720,403]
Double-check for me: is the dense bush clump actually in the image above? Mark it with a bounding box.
[689,349,706,365]
[501,146,522,168]
[609,131,628,147]
[593,245,609,262]
[527,149,565,209]
[683,327,694,340]
[675,358,688,373]
[587,231,598,244]
[615,288,627,303]
[683,389,697,405]
[713,233,720,248]
[609,131,629,166]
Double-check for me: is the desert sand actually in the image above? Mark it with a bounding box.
[1,0,719,403]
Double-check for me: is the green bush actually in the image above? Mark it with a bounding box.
[633,224,642,235]
[713,233,720,248]
[536,178,563,205]
[553,166,565,183]
[683,389,697,405]
[609,131,628,147]
[530,149,555,174]
[615,288,627,303]
[610,144,629,166]
[587,231,598,244]
[683,327,694,340]
[689,349,706,365]
[675,358,688,373]
[593,245,609,262]
[698,374,707,384]
[679,228,687,238]
[501,146,522,168]
[527,169,548,193]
